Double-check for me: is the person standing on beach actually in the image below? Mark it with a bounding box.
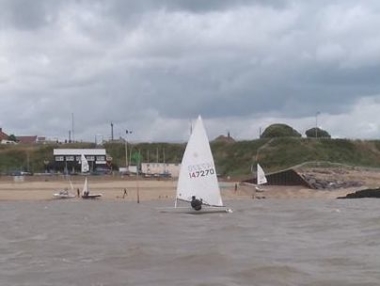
[77,188,80,198]
[123,188,128,199]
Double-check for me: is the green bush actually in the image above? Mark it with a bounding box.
[261,124,301,138]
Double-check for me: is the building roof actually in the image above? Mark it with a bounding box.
[17,136,38,144]
[54,149,106,156]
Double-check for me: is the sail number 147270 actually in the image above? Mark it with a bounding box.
[188,163,215,178]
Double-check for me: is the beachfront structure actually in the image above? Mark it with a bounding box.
[140,162,181,178]
[0,128,9,141]
[52,148,111,174]
[0,127,50,144]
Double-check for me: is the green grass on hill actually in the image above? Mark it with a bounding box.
[2,138,380,176]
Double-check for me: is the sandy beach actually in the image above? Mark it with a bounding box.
[1,169,375,201]
[0,175,178,201]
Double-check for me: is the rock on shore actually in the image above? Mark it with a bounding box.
[337,188,380,199]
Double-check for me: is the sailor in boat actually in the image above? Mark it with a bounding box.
[83,190,89,198]
[191,196,203,211]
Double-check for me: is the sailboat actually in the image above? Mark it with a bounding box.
[80,154,102,199]
[255,163,267,192]
[160,115,232,214]
[81,177,102,199]
[53,178,76,199]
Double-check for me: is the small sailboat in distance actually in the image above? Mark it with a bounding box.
[160,115,232,214]
[53,178,76,199]
[80,154,102,199]
[255,163,267,192]
[81,177,102,199]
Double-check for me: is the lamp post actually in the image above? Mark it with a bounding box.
[315,111,320,138]
[125,129,132,171]
[71,113,74,142]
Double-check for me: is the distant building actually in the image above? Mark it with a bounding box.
[17,135,38,144]
[51,148,112,173]
[140,162,181,178]
[0,128,9,141]
[1,139,17,145]
[0,128,47,144]
[37,137,47,144]
[212,133,235,143]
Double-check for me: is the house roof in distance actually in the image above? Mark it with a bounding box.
[0,128,8,140]
[54,149,106,156]
[17,136,38,144]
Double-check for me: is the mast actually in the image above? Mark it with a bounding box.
[251,163,255,199]
[136,149,141,203]
[71,113,75,142]
[163,148,166,173]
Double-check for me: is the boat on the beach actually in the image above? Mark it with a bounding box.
[53,179,76,199]
[255,163,267,192]
[81,177,102,199]
[53,189,76,199]
[160,115,232,214]
[80,154,102,199]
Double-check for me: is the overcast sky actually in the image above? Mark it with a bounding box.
[1,0,380,143]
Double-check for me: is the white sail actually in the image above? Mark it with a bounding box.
[257,163,267,185]
[69,180,74,191]
[81,177,102,199]
[53,176,76,199]
[82,177,88,196]
[81,154,89,173]
[176,115,223,207]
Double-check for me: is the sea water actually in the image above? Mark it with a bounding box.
[1,199,380,286]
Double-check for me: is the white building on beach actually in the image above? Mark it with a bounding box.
[140,162,181,178]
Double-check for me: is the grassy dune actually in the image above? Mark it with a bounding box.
[2,138,380,176]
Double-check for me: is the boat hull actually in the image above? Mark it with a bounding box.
[255,186,265,192]
[81,194,102,199]
[53,194,76,199]
[158,206,233,214]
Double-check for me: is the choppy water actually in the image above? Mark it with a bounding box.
[1,198,380,286]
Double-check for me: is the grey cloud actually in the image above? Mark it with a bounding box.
[103,0,288,17]
[1,0,380,141]
[0,0,63,30]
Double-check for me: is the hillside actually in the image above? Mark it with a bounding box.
[2,138,380,176]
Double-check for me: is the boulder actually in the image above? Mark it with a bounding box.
[337,188,380,199]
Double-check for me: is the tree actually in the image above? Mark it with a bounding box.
[261,124,301,138]
[131,152,142,165]
[305,127,331,138]
[7,134,17,142]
